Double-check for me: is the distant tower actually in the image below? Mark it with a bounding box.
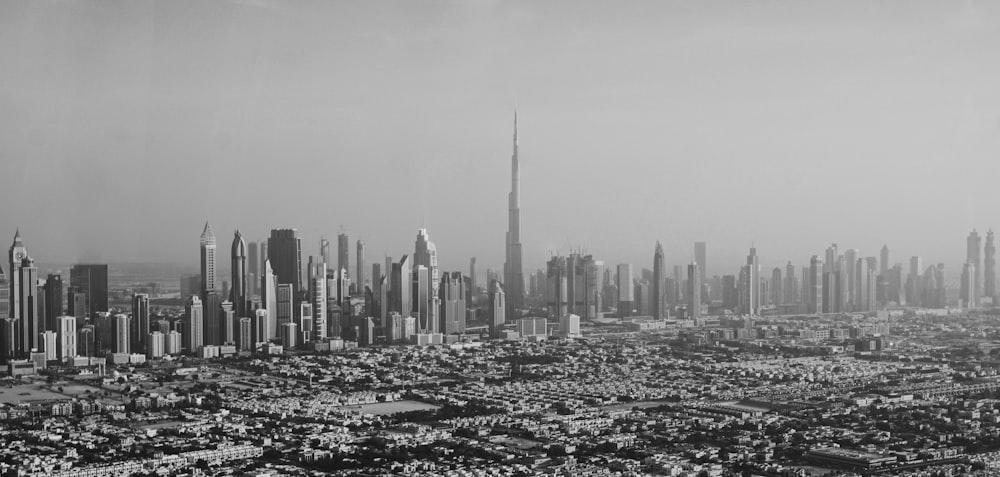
[469,258,478,295]
[200,222,217,292]
[231,230,248,318]
[490,281,505,337]
[504,109,525,321]
[185,295,204,352]
[808,256,824,314]
[413,229,440,332]
[337,233,349,281]
[616,263,633,317]
[113,314,130,354]
[968,230,982,306]
[320,238,331,266]
[961,262,977,309]
[268,229,303,299]
[986,230,996,303]
[247,240,259,297]
[653,242,667,319]
[694,242,707,285]
[43,274,62,332]
[16,255,39,357]
[687,262,701,319]
[741,246,760,315]
[879,245,889,276]
[356,240,366,294]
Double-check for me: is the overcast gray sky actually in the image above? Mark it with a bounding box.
[2,0,999,277]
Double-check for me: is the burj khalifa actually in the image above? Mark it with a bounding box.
[504,110,524,321]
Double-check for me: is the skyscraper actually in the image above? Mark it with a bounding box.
[987,230,996,303]
[968,229,982,306]
[771,267,783,306]
[469,258,477,295]
[413,229,440,332]
[390,256,412,322]
[617,263,633,316]
[490,281,505,337]
[653,242,667,319]
[69,264,108,318]
[43,273,62,332]
[113,313,130,354]
[16,256,39,357]
[844,248,858,311]
[504,110,524,321]
[262,259,277,339]
[231,230,248,319]
[880,245,889,276]
[694,242,707,285]
[268,229,303,300]
[337,233,349,281]
[185,295,203,352]
[687,262,701,319]
[356,240,366,294]
[961,262,976,308]
[740,246,760,315]
[131,293,149,353]
[320,238,331,266]
[200,222,217,292]
[247,240,259,297]
[808,256,823,314]
[784,262,798,305]
[57,315,76,361]
[440,271,466,334]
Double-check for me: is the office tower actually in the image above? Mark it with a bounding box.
[687,263,701,318]
[440,272,466,334]
[16,256,39,357]
[247,240,258,297]
[164,330,181,355]
[771,268,783,306]
[280,322,298,348]
[721,275,737,309]
[356,240,366,294]
[8,230,26,322]
[740,246,760,315]
[934,263,946,308]
[784,262,798,304]
[253,309,268,346]
[378,274,390,326]
[694,242,707,286]
[490,281,505,337]
[370,262,382,319]
[413,265,431,331]
[131,293,149,353]
[987,230,997,303]
[413,229,441,332]
[40,330,56,361]
[336,233,349,279]
[844,249,858,310]
[221,301,235,344]
[0,318,13,361]
[43,274,62,332]
[113,314,129,354]
[268,228,303,301]
[808,256,823,314]
[258,240,268,284]
[504,110,525,321]
[469,258,477,295]
[635,280,651,315]
[185,295,204,352]
[880,245,889,276]
[201,291,222,346]
[320,238,331,266]
[653,242,667,319]
[856,257,878,312]
[276,283,293,332]
[230,230,249,319]
[906,256,922,305]
[77,326,94,357]
[546,256,569,318]
[309,260,327,340]
[147,331,164,359]
[390,256,412,322]
[961,263,976,308]
[616,263,634,316]
[56,315,76,361]
[969,230,982,306]
[69,264,108,317]
[237,317,252,351]
[200,222,217,292]
[262,259,277,339]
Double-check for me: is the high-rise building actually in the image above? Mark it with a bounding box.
[844,249,858,310]
[320,238,331,267]
[185,295,204,352]
[440,272,466,334]
[808,256,824,314]
[987,230,996,303]
[413,229,441,332]
[856,257,878,312]
[113,313,130,354]
[653,242,667,319]
[740,246,760,315]
[880,245,889,276]
[337,233,349,281]
[247,240,259,297]
[469,258,478,296]
[131,293,149,353]
[356,240,366,294]
[961,262,976,308]
[16,256,39,357]
[771,267,783,306]
[784,262,798,305]
[413,265,431,331]
[276,283,293,333]
[616,263,634,317]
[262,259,277,340]
[147,331,164,359]
[231,230,249,319]
[268,229,303,299]
[390,256,412,322]
[490,281,505,337]
[200,222,217,292]
[504,110,524,321]
[694,242,707,285]
[202,291,222,346]
[43,274,62,332]
[56,315,76,361]
[969,230,982,306]
[309,260,327,341]
[687,263,701,319]
[69,264,108,318]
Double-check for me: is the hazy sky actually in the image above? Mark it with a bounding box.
[2,0,999,278]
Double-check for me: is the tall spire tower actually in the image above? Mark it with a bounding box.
[504,109,524,321]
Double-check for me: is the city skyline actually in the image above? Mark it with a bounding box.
[2,1,1000,271]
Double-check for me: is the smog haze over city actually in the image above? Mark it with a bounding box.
[7,2,1000,477]
[2,0,1000,273]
